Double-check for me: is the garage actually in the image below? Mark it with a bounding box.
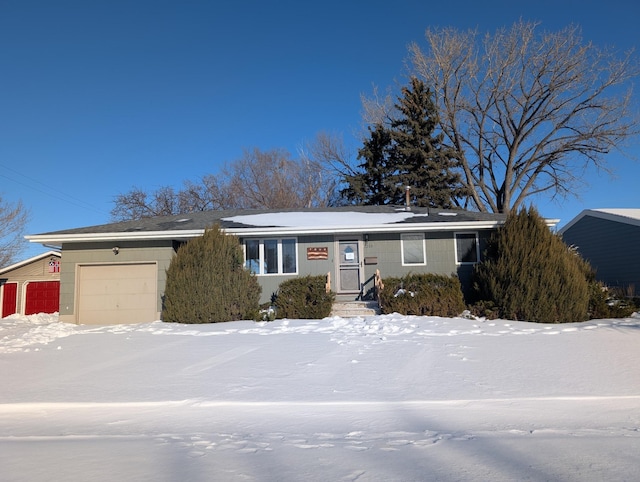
[2,282,18,317]
[0,251,61,317]
[77,263,158,325]
[25,281,60,315]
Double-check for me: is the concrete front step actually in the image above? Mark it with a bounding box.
[330,301,381,318]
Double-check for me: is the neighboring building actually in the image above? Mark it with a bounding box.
[0,251,61,318]
[26,206,515,325]
[559,208,640,293]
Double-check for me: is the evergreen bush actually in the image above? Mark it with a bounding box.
[587,282,638,319]
[576,250,637,319]
[378,273,466,317]
[472,207,590,323]
[274,275,335,319]
[162,225,261,323]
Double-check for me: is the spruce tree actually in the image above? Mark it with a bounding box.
[344,77,465,207]
[343,124,394,204]
[472,207,591,323]
[162,225,261,323]
[388,77,466,207]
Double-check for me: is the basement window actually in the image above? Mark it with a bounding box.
[244,238,298,275]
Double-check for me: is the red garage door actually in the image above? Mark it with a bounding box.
[2,282,18,318]
[25,281,60,315]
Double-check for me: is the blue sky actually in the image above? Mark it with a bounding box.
[1,0,638,258]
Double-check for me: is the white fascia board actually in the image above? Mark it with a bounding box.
[589,209,640,227]
[559,209,640,235]
[557,210,590,234]
[25,219,521,245]
[25,230,207,245]
[0,250,61,274]
[545,218,560,229]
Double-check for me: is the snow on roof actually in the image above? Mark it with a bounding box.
[222,211,416,227]
[559,208,640,233]
[25,207,508,245]
[593,208,640,221]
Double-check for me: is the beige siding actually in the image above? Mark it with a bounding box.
[77,263,157,325]
[59,241,175,324]
[0,254,60,316]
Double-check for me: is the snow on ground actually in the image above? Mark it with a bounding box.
[1,312,639,481]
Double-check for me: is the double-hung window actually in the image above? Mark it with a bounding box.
[401,233,426,266]
[455,232,480,264]
[244,238,297,275]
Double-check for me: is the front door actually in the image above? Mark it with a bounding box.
[336,238,363,295]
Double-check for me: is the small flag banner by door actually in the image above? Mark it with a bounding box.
[307,247,328,260]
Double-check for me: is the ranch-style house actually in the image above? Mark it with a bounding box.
[26,206,520,325]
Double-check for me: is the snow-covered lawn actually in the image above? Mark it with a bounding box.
[1,312,639,481]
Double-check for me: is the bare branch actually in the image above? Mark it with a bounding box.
[0,196,29,267]
[406,20,640,213]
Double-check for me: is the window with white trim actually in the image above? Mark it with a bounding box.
[401,233,426,266]
[244,238,298,275]
[455,232,479,264]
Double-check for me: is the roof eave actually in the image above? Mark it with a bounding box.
[26,220,509,245]
[0,250,61,274]
[25,230,207,245]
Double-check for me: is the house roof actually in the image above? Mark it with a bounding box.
[0,250,61,274]
[559,208,640,234]
[25,206,511,245]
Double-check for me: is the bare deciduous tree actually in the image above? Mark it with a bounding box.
[302,131,357,178]
[399,20,639,213]
[0,196,28,267]
[111,187,175,221]
[225,148,321,209]
[110,147,337,221]
[178,175,231,212]
[298,131,360,206]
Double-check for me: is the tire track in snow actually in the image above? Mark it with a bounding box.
[2,394,640,412]
[182,346,259,374]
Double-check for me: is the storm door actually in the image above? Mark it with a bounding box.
[336,238,363,294]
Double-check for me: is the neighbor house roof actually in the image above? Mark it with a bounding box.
[25,206,515,246]
[559,208,640,234]
[0,250,61,274]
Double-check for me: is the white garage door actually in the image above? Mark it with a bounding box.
[77,263,158,325]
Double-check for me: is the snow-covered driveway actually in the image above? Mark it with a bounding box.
[1,314,639,481]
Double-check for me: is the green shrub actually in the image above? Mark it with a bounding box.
[467,300,501,320]
[472,207,590,323]
[588,282,638,319]
[378,273,466,317]
[588,280,612,320]
[162,225,261,323]
[274,275,335,319]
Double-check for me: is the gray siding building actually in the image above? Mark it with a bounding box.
[559,209,640,293]
[26,206,513,325]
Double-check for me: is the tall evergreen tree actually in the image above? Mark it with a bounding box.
[388,77,466,207]
[344,77,465,207]
[342,124,394,204]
